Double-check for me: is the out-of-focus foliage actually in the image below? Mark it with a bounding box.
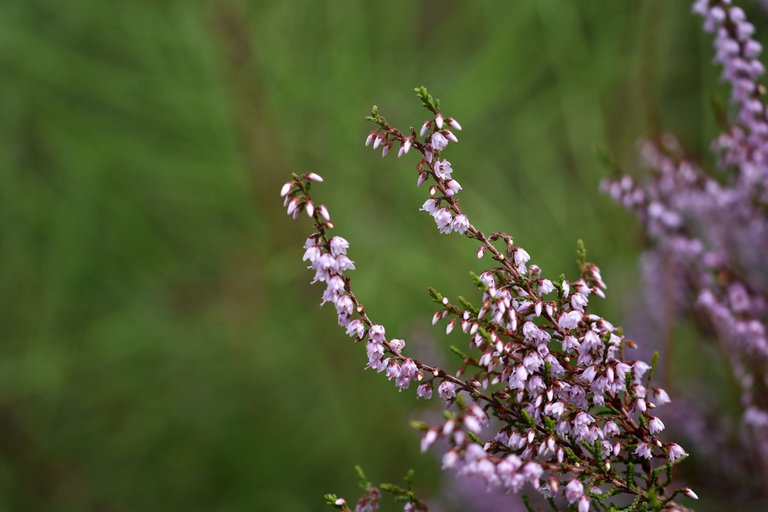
[0,1,764,511]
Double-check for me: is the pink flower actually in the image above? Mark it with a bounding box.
[668,443,688,461]
[452,214,470,234]
[438,381,456,401]
[649,416,665,434]
[565,479,584,504]
[635,442,652,459]
[430,132,448,151]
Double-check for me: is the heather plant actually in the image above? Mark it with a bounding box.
[280,86,697,511]
[603,0,768,482]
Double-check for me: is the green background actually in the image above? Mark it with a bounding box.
[0,1,764,510]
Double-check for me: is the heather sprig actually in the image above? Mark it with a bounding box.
[694,0,768,188]
[604,0,768,480]
[325,467,428,512]
[282,88,695,511]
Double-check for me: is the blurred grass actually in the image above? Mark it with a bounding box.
[0,0,764,510]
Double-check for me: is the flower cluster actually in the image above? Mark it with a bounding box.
[694,0,768,189]
[604,0,768,479]
[283,87,696,511]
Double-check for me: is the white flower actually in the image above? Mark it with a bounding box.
[434,208,454,234]
[366,341,385,372]
[345,319,365,339]
[434,159,453,179]
[416,382,432,400]
[648,416,665,434]
[581,365,597,383]
[421,198,439,215]
[334,295,354,315]
[558,311,583,330]
[632,361,651,381]
[431,132,448,151]
[438,381,457,400]
[445,179,462,197]
[651,387,671,405]
[513,248,530,266]
[522,462,543,487]
[578,496,590,512]
[668,443,688,461]
[508,365,528,390]
[571,293,589,311]
[397,359,418,390]
[421,429,438,452]
[334,255,355,272]
[544,401,565,418]
[389,338,405,353]
[329,236,349,257]
[452,214,470,234]
[442,450,458,469]
[386,361,401,380]
[464,415,482,434]
[565,479,584,504]
[369,324,386,342]
[634,442,652,459]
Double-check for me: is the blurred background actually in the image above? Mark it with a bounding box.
[1,0,766,510]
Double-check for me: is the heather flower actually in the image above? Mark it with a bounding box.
[635,443,653,459]
[287,87,693,511]
[416,382,433,400]
[437,381,456,401]
[434,159,453,179]
[389,339,405,353]
[649,416,665,434]
[604,0,768,478]
[430,132,448,151]
[433,208,453,234]
[444,179,462,197]
[421,429,438,453]
[669,443,688,462]
[369,324,386,342]
[346,319,365,339]
[565,479,584,504]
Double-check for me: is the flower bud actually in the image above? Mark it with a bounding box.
[420,119,431,137]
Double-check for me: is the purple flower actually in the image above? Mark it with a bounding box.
[635,443,652,459]
[649,416,665,435]
[565,479,584,504]
[430,132,448,151]
[438,381,456,401]
[668,443,688,461]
